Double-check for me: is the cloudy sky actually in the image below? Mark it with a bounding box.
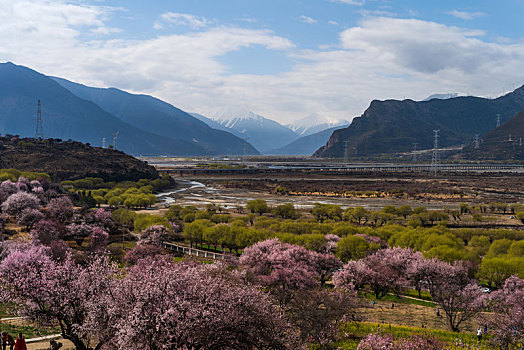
[1,0,524,124]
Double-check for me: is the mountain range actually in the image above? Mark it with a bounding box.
[210,108,300,153]
[0,62,258,156]
[315,86,524,158]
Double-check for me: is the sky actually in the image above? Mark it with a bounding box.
[1,0,524,124]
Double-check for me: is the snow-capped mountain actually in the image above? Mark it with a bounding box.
[211,108,299,153]
[423,93,459,101]
[286,113,349,137]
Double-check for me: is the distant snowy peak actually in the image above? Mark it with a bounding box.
[423,93,459,101]
[287,113,349,136]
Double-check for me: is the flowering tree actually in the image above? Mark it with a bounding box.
[17,208,44,231]
[488,275,524,348]
[93,208,113,229]
[47,196,74,223]
[88,227,109,252]
[66,223,94,247]
[1,192,40,217]
[107,257,297,349]
[423,261,485,332]
[0,246,118,350]
[240,239,339,305]
[124,244,162,265]
[31,220,66,245]
[139,224,173,246]
[334,248,415,299]
[287,289,360,349]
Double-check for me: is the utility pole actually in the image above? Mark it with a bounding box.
[496,114,501,128]
[473,134,481,149]
[112,132,119,150]
[343,141,350,163]
[412,143,418,163]
[431,130,440,175]
[35,100,44,139]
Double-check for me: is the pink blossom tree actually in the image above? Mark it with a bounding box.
[88,227,109,252]
[139,224,173,246]
[488,275,524,348]
[47,196,74,223]
[423,261,485,332]
[31,220,66,245]
[124,243,162,265]
[93,208,113,229]
[334,248,415,299]
[0,247,118,350]
[106,257,297,349]
[1,192,40,217]
[17,208,44,231]
[240,239,338,305]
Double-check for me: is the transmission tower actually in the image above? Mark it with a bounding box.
[431,130,440,174]
[496,114,501,128]
[343,141,350,163]
[473,134,481,149]
[112,132,119,150]
[412,143,418,163]
[35,100,44,139]
[508,134,513,142]
[102,137,106,149]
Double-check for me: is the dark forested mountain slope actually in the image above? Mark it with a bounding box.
[315,86,524,157]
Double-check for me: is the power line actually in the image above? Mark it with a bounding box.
[35,100,44,139]
[112,132,119,150]
[473,134,481,149]
[412,143,418,163]
[343,141,350,163]
[431,130,440,174]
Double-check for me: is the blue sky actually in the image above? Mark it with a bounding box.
[1,0,524,123]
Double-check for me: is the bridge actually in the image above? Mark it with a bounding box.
[163,241,229,260]
[168,163,524,176]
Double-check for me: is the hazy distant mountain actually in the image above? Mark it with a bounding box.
[315,86,524,158]
[53,78,259,156]
[212,108,299,153]
[461,108,524,160]
[286,113,349,136]
[0,62,204,156]
[269,126,346,155]
[189,112,244,138]
[423,93,459,101]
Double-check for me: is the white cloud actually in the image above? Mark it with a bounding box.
[299,15,317,24]
[448,10,485,20]
[330,0,364,6]
[1,1,524,125]
[155,12,212,29]
[328,20,339,26]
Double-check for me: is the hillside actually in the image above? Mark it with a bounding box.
[269,126,346,155]
[53,78,259,156]
[0,136,158,181]
[212,109,299,153]
[461,109,524,160]
[315,86,524,158]
[0,62,205,156]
